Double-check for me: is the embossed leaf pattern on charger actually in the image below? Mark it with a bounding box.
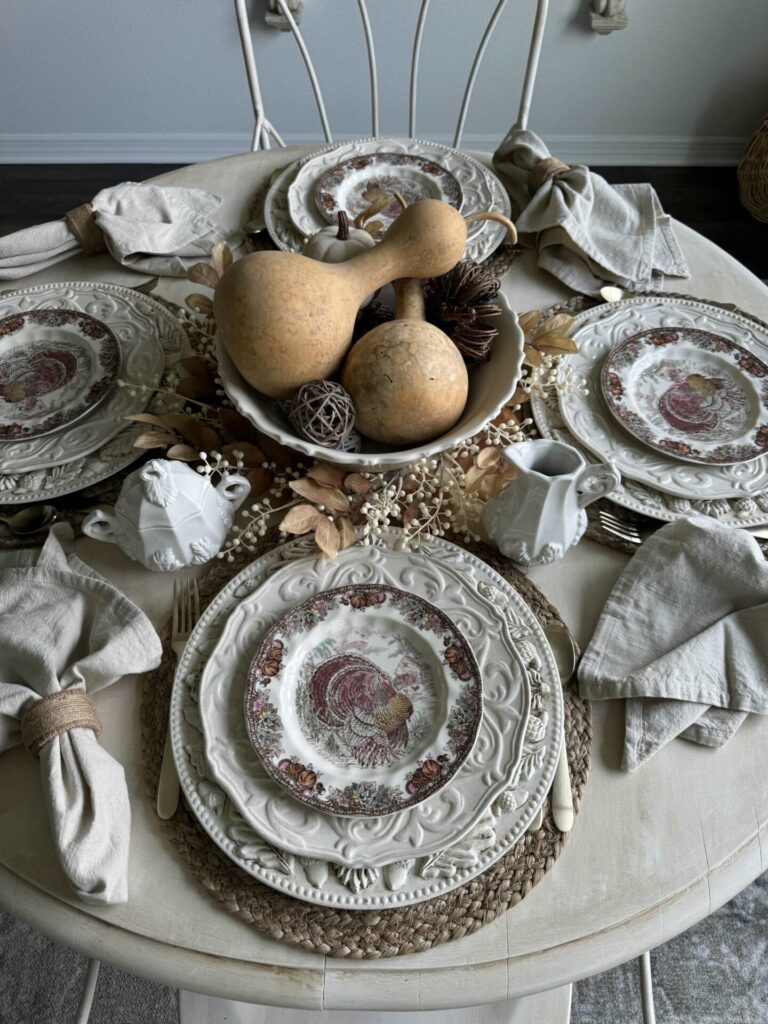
[170,533,563,904]
[270,137,510,262]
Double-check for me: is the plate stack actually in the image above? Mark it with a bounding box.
[262,136,511,262]
[0,282,187,505]
[170,530,563,909]
[532,295,768,529]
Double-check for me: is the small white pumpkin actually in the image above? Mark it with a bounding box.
[302,211,376,263]
[302,211,379,308]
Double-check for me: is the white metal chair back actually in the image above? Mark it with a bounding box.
[234,0,550,151]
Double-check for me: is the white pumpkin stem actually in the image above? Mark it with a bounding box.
[336,211,350,240]
[464,211,518,245]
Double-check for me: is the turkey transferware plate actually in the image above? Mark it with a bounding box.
[244,583,482,818]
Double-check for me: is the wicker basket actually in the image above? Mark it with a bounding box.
[738,115,768,223]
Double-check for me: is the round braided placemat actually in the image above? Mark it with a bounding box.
[140,535,591,959]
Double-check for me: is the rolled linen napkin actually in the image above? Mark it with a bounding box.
[0,181,242,280]
[492,128,689,296]
[0,524,162,903]
[578,517,768,770]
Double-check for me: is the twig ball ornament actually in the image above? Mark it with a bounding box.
[288,379,356,449]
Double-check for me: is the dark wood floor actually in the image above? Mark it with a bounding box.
[0,164,765,278]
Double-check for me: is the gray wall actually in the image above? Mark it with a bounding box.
[1,0,766,164]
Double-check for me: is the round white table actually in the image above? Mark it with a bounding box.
[1,148,767,1015]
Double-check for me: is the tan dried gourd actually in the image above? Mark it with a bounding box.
[342,277,468,446]
[341,210,518,446]
[214,200,468,399]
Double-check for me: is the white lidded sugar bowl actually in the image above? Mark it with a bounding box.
[482,439,620,566]
[82,458,250,571]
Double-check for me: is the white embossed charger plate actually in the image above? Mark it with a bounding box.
[171,532,561,905]
[601,327,768,465]
[0,283,183,473]
[0,286,187,503]
[244,583,482,818]
[266,137,510,263]
[308,152,463,237]
[181,536,561,877]
[532,377,768,527]
[0,310,120,440]
[557,297,768,500]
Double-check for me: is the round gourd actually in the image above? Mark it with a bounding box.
[342,278,468,446]
[214,200,468,399]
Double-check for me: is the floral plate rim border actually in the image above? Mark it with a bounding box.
[169,530,563,908]
[600,326,768,466]
[312,151,464,230]
[244,582,483,819]
[0,309,122,440]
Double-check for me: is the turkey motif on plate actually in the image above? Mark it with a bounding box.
[244,583,482,818]
[313,152,463,238]
[601,327,768,466]
[0,310,120,440]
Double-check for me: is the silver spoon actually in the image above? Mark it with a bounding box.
[0,505,59,536]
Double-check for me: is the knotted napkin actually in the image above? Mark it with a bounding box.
[492,128,689,296]
[578,517,768,770]
[0,181,241,280]
[0,524,162,903]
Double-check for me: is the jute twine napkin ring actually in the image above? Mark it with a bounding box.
[65,203,108,256]
[21,690,102,758]
[528,156,571,194]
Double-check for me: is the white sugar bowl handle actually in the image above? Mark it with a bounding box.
[82,508,119,544]
[216,473,251,513]
[575,461,621,508]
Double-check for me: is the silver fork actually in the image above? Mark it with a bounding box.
[596,506,644,547]
[156,577,200,819]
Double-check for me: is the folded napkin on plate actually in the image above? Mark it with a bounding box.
[578,517,768,770]
[492,128,689,296]
[0,181,242,280]
[0,524,162,903]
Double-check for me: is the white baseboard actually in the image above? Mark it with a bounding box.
[0,132,747,165]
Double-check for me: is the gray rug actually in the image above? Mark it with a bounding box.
[0,873,766,1023]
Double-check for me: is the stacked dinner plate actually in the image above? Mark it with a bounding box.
[170,528,563,909]
[532,295,768,529]
[262,136,512,262]
[0,282,187,505]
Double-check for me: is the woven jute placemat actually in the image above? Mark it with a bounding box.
[140,535,591,959]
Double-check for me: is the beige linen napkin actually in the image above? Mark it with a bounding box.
[492,128,689,296]
[0,524,162,903]
[0,182,242,280]
[578,517,768,770]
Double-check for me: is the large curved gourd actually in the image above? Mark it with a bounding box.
[214,200,467,399]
